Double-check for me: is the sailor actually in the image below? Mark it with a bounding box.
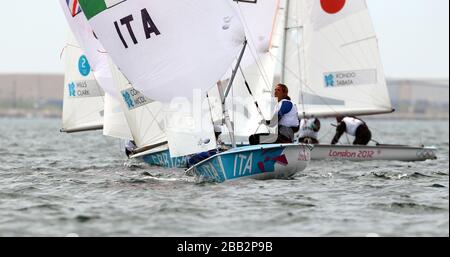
[125,140,138,158]
[250,84,300,145]
[271,84,300,143]
[331,116,372,146]
[299,117,321,144]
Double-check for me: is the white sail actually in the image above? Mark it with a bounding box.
[62,33,105,133]
[59,0,117,99]
[233,0,280,67]
[103,92,133,140]
[108,59,167,150]
[78,0,246,102]
[165,94,218,158]
[282,0,393,117]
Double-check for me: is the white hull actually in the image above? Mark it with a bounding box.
[310,144,437,162]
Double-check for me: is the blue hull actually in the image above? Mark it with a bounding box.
[187,144,311,183]
[142,149,188,168]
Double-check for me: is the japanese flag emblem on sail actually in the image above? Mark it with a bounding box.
[66,0,82,17]
[310,0,367,30]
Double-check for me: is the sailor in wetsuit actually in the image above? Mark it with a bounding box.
[331,116,372,146]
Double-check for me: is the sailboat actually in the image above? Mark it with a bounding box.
[76,0,311,182]
[60,33,105,133]
[278,0,437,161]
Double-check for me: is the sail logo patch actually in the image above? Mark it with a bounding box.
[66,0,82,17]
[320,0,346,14]
[67,80,104,98]
[78,55,91,76]
[121,88,152,111]
[324,69,378,88]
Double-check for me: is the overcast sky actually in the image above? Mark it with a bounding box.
[0,0,448,79]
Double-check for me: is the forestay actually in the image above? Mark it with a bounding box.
[59,0,117,99]
[78,0,246,102]
[62,33,105,133]
[282,0,393,117]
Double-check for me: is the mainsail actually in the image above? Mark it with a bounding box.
[78,0,246,102]
[59,0,117,99]
[61,33,105,133]
[281,0,393,117]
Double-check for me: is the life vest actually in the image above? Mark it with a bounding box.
[277,99,300,128]
[342,117,364,136]
[299,118,318,139]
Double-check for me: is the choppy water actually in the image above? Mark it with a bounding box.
[0,117,448,237]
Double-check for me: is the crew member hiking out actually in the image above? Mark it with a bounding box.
[332,116,372,146]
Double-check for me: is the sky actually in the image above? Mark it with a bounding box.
[0,0,448,79]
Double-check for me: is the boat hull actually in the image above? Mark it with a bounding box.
[310,144,437,162]
[186,144,311,183]
[140,149,188,168]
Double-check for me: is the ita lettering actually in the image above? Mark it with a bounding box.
[114,8,161,49]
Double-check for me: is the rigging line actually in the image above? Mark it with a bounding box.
[206,93,217,128]
[319,126,336,142]
[239,66,266,120]
[235,4,273,91]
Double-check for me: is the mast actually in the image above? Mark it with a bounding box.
[280,0,290,83]
[221,40,248,149]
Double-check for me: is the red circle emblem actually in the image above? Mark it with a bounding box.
[320,0,346,14]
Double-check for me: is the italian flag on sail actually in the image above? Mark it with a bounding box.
[79,0,126,20]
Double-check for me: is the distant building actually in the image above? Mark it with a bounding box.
[0,74,63,117]
[387,79,449,119]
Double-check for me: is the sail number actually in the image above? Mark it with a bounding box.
[114,8,161,49]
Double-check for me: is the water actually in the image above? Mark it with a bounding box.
[0,117,448,237]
